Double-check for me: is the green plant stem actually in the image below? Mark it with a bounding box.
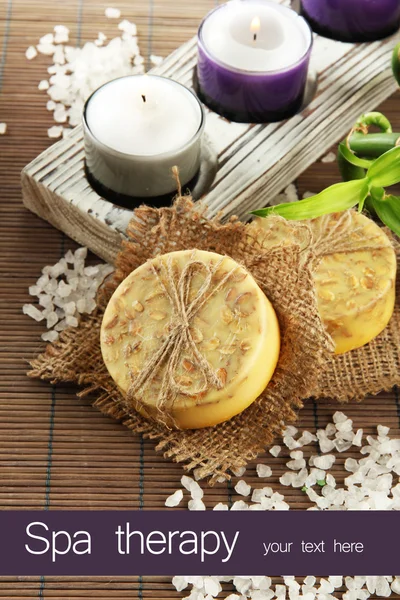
[348,132,400,158]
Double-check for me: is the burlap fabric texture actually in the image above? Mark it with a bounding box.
[28,198,400,482]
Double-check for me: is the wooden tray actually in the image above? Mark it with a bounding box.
[21,13,400,264]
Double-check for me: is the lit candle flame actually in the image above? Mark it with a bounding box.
[250,16,261,42]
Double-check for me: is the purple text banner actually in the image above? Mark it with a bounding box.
[0,511,398,575]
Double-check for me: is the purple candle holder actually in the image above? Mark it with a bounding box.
[300,0,400,43]
[196,0,313,124]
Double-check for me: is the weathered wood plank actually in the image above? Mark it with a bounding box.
[21,10,400,264]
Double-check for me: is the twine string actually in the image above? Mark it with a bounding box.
[126,254,240,417]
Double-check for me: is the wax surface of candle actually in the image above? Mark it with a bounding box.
[200,0,310,72]
[100,249,280,429]
[86,76,202,156]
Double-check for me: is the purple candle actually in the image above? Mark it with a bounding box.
[196,0,313,123]
[300,0,400,43]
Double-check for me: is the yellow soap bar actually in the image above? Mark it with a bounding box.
[101,249,280,429]
[253,211,396,354]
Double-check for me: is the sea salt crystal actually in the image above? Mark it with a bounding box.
[326,473,336,487]
[37,43,56,56]
[235,480,251,496]
[84,265,100,276]
[378,425,390,437]
[391,579,400,595]
[165,489,183,507]
[189,480,204,500]
[54,318,67,331]
[57,281,72,298]
[213,503,228,511]
[38,295,53,309]
[336,419,353,433]
[118,19,137,35]
[41,330,59,342]
[54,106,67,123]
[63,301,76,316]
[328,577,343,588]
[298,431,317,446]
[284,183,298,203]
[54,26,69,44]
[188,498,206,511]
[23,304,44,322]
[204,578,221,597]
[48,125,63,138]
[334,439,353,453]
[25,46,37,60]
[0,123,7,135]
[46,311,58,329]
[270,445,281,457]
[231,500,248,511]
[172,576,188,592]
[46,100,56,111]
[105,7,121,18]
[345,458,358,472]
[283,436,300,450]
[321,151,336,163]
[256,464,272,478]
[280,472,295,486]
[232,466,246,477]
[65,315,78,327]
[314,455,335,470]
[333,411,347,424]
[375,578,391,597]
[181,475,195,492]
[150,54,163,66]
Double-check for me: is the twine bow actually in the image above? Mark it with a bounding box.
[301,211,390,269]
[126,253,240,426]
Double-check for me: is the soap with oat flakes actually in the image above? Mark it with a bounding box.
[253,211,396,354]
[100,249,280,429]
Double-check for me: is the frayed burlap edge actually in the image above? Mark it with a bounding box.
[28,197,333,483]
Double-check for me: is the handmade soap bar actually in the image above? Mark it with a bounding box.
[101,249,280,429]
[253,211,396,354]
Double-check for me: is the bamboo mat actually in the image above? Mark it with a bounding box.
[0,0,400,597]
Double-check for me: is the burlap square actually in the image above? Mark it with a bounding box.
[28,198,400,482]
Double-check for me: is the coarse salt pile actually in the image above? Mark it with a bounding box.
[172,575,400,600]
[25,11,163,139]
[168,413,400,599]
[23,247,114,342]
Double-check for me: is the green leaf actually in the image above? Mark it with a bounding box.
[338,142,373,170]
[367,146,400,187]
[392,41,400,87]
[317,480,326,487]
[370,194,400,237]
[251,179,370,221]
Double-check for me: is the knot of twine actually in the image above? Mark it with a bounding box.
[126,253,240,425]
[302,211,389,269]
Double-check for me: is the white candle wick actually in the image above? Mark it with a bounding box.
[250,15,261,43]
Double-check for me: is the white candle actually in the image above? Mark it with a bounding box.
[83,75,205,200]
[200,0,310,72]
